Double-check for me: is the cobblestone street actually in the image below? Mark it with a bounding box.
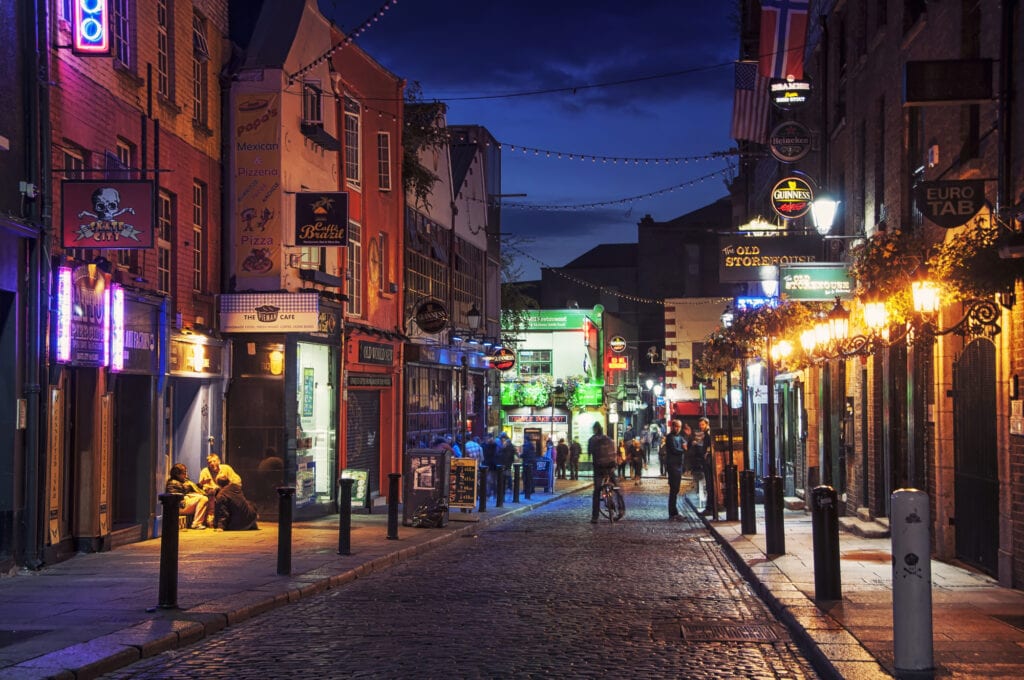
[103,482,819,679]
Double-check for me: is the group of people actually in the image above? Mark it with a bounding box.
[165,453,259,532]
[588,417,715,523]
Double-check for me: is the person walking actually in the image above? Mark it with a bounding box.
[568,438,582,480]
[663,419,688,521]
[519,436,537,500]
[498,433,517,500]
[650,422,665,477]
[588,423,620,523]
[555,438,569,480]
[628,438,645,486]
[689,416,715,517]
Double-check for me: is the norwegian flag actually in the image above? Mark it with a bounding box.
[731,61,770,144]
[759,0,810,81]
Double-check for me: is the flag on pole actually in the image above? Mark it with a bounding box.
[731,61,770,144]
[759,0,810,81]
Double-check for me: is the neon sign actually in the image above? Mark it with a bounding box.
[110,285,124,371]
[73,0,110,56]
[56,267,72,362]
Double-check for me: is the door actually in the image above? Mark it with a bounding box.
[952,339,998,575]
[347,390,381,497]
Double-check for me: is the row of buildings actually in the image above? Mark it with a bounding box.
[504,0,1024,592]
[0,0,504,570]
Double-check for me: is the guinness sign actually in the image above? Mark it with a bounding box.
[491,348,516,371]
[413,299,449,334]
[770,176,815,220]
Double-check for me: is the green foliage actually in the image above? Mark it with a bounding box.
[402,84,447,210]
[930,216,1022,301]
[499,235,538,352]
[848,228,932,324]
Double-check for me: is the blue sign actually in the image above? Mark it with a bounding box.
[73,0,110,56]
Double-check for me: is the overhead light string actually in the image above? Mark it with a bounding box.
[287,0,398,85]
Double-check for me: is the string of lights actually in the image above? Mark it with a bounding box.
[286,0,398,84]
[487,165,732,211]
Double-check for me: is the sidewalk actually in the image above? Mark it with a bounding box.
[2,480,1022,680]
[690,489,1024,679]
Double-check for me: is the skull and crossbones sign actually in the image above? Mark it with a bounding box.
[75,187,141,242]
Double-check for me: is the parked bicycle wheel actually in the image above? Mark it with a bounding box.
[599,482,625,522]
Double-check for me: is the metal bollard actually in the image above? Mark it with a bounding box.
[157,493,183,609]
[739,470,757,534]
[810,485,842,601]
[338,478,355,555]
[763,474,785,555]
[724,464,739,521]
[478,466,488,513]
[892,488,934,675]
[386,473,401,540]
[512,463,521,503]
[495,465,505,508]
[276,487,295,576]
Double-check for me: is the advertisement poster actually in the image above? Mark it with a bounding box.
[234,93,282,285]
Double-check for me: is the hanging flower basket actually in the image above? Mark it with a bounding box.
[930,215,1021,302]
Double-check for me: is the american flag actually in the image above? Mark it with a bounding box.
[759,0,810,81]
[731,61,770,144]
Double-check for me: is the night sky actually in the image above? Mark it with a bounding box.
[320,0,739,280]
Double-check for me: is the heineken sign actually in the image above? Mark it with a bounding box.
[915,180,986,228]
[769,121,812,163]
[780,264,853,301]
[770,176,815,220]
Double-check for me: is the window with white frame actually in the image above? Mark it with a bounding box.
[302,82,323,124]
[298,246,324,271]
[192,13,209,127]
[344,97,361,189]
[347,221,362,316]
[63,148,90,261]
[377,132,391,191]
[157,190,173,295]
[192,181,205,292]
[112,0,132,69]
[157,0,173,98]
[114,140,137,270]
[518,350,552,377]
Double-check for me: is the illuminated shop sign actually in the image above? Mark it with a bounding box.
[110,286,124,371]
[770,176,815,220]
[61,180,155,248]
[73,0,110,56]
[770,78,811,109]
[718,236,820,282]
[607,356,629,371]
[56,263,112,366]
[779,264,853,301]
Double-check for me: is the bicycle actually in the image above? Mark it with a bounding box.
[597,469,625,522]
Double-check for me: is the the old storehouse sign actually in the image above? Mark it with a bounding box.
[915,180,985,228]
[770,176,814,220]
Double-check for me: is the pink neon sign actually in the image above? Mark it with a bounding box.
[73,0,110,56]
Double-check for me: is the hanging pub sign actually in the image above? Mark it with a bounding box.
[490,348,516,371]
[770,175,815,220]
[62,181,154,248]
[718,235,820,282]
[770,78,811,109]
[295,192,348,246]
[72,0,110,55]
[914,180,986,228]
[768,121,812,163]
[609,336,627,353]
[779,263,853,301]
[413,299,448,334]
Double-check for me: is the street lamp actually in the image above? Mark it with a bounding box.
[764,332,791,556]
[811,195,840,236]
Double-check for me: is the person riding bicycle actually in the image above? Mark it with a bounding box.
[589,423,621,523]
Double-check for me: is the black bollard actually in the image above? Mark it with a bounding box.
[512,463,521,503]
[495,465,505,508]
[338,478,355,555]
[157,493,183,609]
[724,464,739,522]
[811,485,842,601]
[386,472,401,540]
[478,466,488,513]
[276,486,295,576]
[763,475,785,556]
[739,469,757,535]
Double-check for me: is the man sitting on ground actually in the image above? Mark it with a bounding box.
[213,473,259,531]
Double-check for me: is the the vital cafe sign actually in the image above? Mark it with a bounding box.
[73,0,110,56]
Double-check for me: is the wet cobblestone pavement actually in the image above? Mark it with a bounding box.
[103,481,819,679]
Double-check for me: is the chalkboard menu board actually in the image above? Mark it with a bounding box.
[449,458,478,509]
[402,449,451,527]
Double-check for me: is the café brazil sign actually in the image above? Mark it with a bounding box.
[915,180,985,228]
[295,192,348,246]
